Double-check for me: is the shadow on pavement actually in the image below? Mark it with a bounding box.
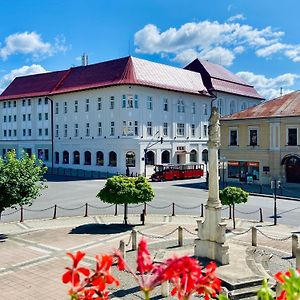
[172,182,208,190]
[0,234,7,243]
[69,223,134,235]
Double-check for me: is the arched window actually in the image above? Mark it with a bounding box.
[109,151,117,167]
[73,151,80,165]
[190,149,197,163]
[161,150,170,164]
[230,101,236,114]
[146,150,155,165]
[241,102,247,111]
[126,151,135,167]
[63,151,69,164]
[96,151,104,166]
[84,151,91,165]
[202,149,208,163]
[55,152,59,164]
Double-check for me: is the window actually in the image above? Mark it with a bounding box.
[134,121,138,136]
[217,99,223,116]
[122,121,134,136]
[177,99,185,113]
[8,115,11,122]
[4,130,7,137]
[110,122,115,136]
[202,149,208,163]
[55,103,59,114]
[74,124,79,137]
[96,151,104,166]
[8,101,11,108]
[28,129,32,136]
[163,122,168,136]
[84,151,91,165]
[3,101,6,108]
[22,99,26,106]
[73,151,80,164]
[85,99,89,112]
[86,123,90,136]
[126,151,135,167]
[63,151,69,164]
[55,152,59,164]
[28,114,31,121]
[45,128,49,136]
[38,113,42,121]
[98,122,102,136]
[55,125,59,137]
[122,95,126,108]
[230,129,238,146]
[44,98,48,105]
[97,98,102,110]
[288,128,298,146]
[249,129,258,146]
[203,125,208,138]
[146,151,155,165]
[39,128,42,136]
[23,114,26,121]
[241,102,247,111]
[13,101,16,107]
[27,99,31,106]
[161,151,170,164]
[13,130,17,136]
[38,149,43,159]
[110,96,115,109]
[3,116,6,122]
[134,95,138,108]
[192,102,196,114]
[230,101,236,114]
[13,115,16,122]
[190,150,197,162]
[147,96,153,110]
[64,102,67,114]
[45,113,48,120]
[177,123,185,136]
[38,98,42,105]
[191,124,196,137]
[22,129,25,136]
[75,100,78,113]
[147,122,152,136]
[109,151,117,166]
[8,130,11,137]
[64,124,68,137]
[163,98,168,111]
[127,95,133,108]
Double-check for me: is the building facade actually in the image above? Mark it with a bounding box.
[220,91,300,185]
[0,56,262,176]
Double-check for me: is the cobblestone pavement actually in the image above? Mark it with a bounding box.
[0,214,299,299]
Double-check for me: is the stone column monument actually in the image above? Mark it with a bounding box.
[194,106,229,265]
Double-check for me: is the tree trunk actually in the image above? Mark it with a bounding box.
[124,203,128,225]
[233,203,236,229]
[0,207,3,220]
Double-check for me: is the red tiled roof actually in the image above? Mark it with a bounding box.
[0,56,209,101]
[221,91,300,120]
[184,59,264,100]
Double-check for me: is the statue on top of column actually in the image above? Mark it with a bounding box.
[208,106,220,148]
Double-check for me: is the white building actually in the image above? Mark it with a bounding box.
[0,56,263,176]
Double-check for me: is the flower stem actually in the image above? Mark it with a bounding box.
[144,290,150,300]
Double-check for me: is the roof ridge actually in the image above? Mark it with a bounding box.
[119,56,137,84]
[50,68,73,93]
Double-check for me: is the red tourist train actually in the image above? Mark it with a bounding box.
[151,164,205,181]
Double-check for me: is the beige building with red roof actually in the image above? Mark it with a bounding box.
[220,91,300,185]
[0,56,262,176]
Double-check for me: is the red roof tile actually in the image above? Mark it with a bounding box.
[0,56,209,101]
[221,91,300,120]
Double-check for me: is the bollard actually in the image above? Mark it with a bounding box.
[119,240,126,261]
[292,234,298,258]
[172,202,175,216]
[259,208,263,222]
[229,205,232,219]
[114,204,118,216]
[200,203,204,217]
[132,230,137,251]
[252,227,257,247]
[84,203,88,217]
[178,226,183,247]
[53,204,57,219]
[20,206,24,223]
[144,203,147,215]
[161,281,169,297]
[296,248,300,269]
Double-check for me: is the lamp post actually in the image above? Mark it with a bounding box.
[143,131,163,178]
[271,179,281,225]
[45,97,54,170]
[220,156,226,189]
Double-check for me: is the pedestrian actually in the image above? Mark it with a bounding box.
[126,166,130,177]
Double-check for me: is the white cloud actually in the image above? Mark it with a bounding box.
[0,64,47,93]
[134,21,286,66]
[0,32,67,60]
[236,71,299,99]
[227,14,246,22]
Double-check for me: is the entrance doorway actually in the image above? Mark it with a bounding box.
[283,155,300,183]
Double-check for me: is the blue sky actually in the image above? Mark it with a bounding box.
[1,0,300,99]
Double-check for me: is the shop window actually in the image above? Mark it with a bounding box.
[228,162,240,179]
[126,151,135,167]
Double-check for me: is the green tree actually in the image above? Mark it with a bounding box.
[219,186,248,229]
[97,176,154,225]
[0,150,47,216]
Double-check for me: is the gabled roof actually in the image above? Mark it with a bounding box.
[184,59,264,100]
[0,56,210,101]
[221,91,300,120]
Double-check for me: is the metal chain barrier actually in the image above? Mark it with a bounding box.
[278,206,300,216]
[175,204,200,210]
[256,228,292,241]
[183,227,198,236]
[56,204,86,211]
[128,204,144,208]
[230,227,252,235]
[147,203,172,209]
[88,204,115,209]
[23,206,55,212]
[1,209,21,216]
[235,208,260,215]
[221,206,229,211]
[137,228,178,240]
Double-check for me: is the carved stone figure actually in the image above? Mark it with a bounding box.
[208,106,220,148]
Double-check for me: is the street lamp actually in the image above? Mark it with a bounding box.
[271,179,281,225]
[45,97,54,170]
[143,131,163,177]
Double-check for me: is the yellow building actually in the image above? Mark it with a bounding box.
[220,91,300,185]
